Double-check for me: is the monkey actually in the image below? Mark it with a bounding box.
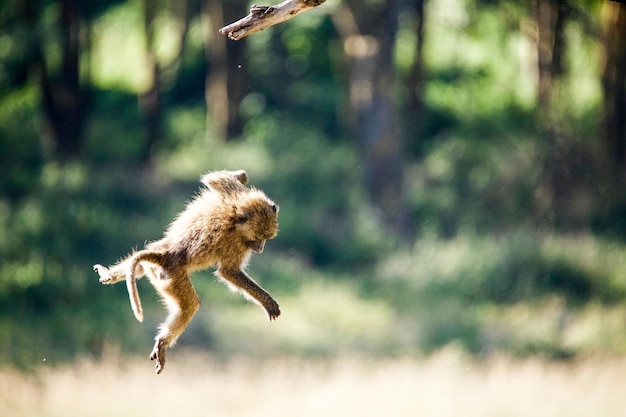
[93,169,280,374]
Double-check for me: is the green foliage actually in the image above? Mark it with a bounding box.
[408,130,541,235]
[0,160,173,366]
[84,90,145,163]
[242,114,389,266]
[0,87,45,200]
[0,0,624,367]
[373,232,626,357]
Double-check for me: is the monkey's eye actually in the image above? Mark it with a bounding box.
[271,204,278,213]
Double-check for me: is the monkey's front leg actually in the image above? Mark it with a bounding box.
[217,268,281,320]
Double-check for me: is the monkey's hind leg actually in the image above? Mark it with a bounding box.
[149,272,200,374]
[94,255,150,285]
[93,262,127,284]
[200,170,248,193]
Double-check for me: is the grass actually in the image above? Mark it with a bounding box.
[1,351,624,417]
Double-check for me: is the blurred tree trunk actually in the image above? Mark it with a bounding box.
[21,0,87,159]
[406,0,426,115]
[601,1,626,177]
[139,0,163,163]
[56,0,86,158]
[202,0,248,141]
[532,0,570,225]
[535,0,567,107]
[139,0,193,163]
[402,0,427,162]
[334,0,412,240]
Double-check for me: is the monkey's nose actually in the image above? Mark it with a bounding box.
[249,240,265,253]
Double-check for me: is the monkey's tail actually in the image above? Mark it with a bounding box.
[126,273,144,323]
[127,250,167,323]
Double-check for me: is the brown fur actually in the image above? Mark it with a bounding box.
[93,170,279,374]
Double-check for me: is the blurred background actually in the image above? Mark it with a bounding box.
[1,0,626,414]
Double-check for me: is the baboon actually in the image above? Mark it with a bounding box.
[93,170,280,374]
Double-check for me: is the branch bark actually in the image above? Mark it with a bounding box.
[219,0,326,40]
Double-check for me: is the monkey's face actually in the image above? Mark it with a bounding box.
[248,239,267,254]
[236,194,279,254]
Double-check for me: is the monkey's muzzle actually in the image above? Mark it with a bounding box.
[248,240,265,253]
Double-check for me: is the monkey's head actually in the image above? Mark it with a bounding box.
[235,190,279,254]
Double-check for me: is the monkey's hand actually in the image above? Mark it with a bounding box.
[264,297,281,321]
[93,264,114,284]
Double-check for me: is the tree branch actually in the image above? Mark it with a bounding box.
[219,0,327,41]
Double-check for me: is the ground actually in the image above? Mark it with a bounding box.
[1,350,623,417]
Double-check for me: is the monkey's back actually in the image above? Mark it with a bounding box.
[159,190,249,271]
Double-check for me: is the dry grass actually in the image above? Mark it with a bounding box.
[1,350,624,417]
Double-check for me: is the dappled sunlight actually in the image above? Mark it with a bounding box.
[91,2,151,92]
[1,0,625,395]
[206,280,398,356]
[374,232,626,356]
[563,302,626,354]
[157,134,274,183]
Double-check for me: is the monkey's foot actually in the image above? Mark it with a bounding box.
[150,339,167,375]
[93,264,113,284]
[264,298,281,321]
[233,170,248,185]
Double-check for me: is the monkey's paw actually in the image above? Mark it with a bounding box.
[93,264,113,284]
[233,170,248,185]
[150,339,167,375]
[264,299,281,321]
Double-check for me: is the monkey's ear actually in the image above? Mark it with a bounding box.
[236,213,250,224]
